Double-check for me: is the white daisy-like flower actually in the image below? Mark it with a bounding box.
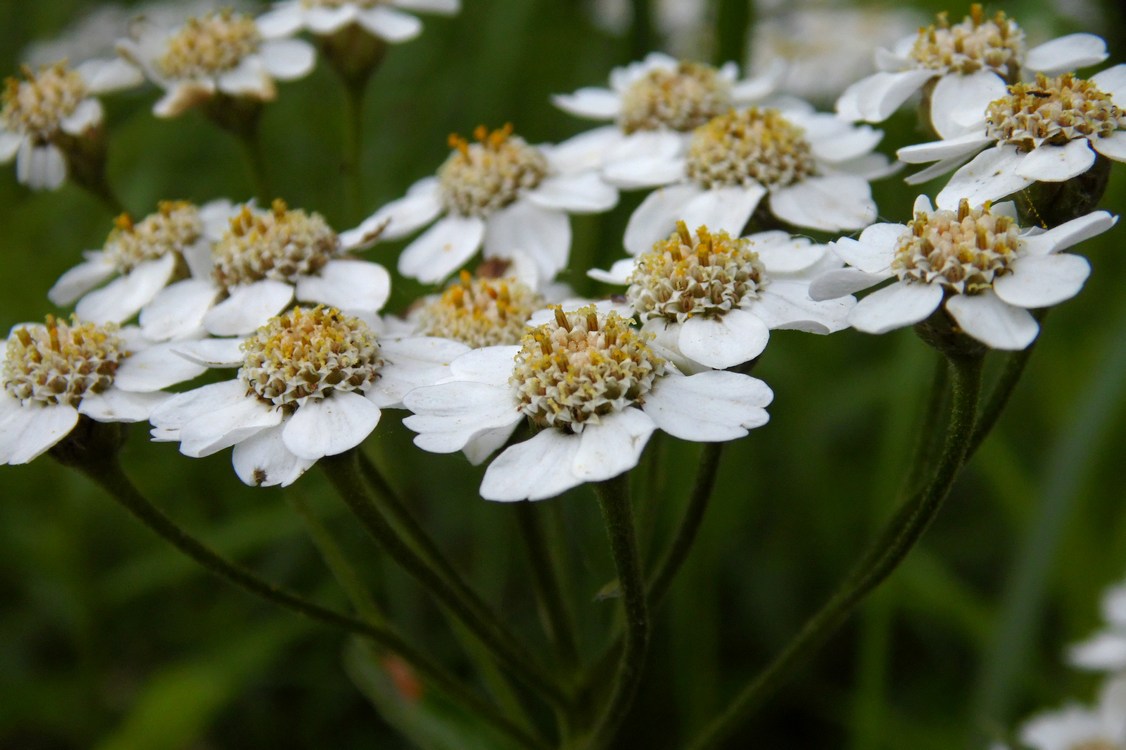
[0,316,171,465]
[590,221,853,371]
[402,305,773,501]
[836,4,1107,133]
[148,305,468,487]
[48,199,237,326]
[1069,581,1126,672]
[810,196,1117,350]
[117,9,315,118]
[0,58,142,190]
[619,105,890,249]
[352,124,619,284]
[551,53,779,185]
[258,0,459,43]
[1018,675,1126,750]
[139,199,392,342]
[897,66,1126,209]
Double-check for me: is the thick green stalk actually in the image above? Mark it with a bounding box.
[687,353,984,749]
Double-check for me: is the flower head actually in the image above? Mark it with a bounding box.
[414,270,546,348]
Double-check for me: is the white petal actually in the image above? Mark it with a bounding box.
[1092,65,1126,107]
[603,153,687,189]
[588,257,635,285]
[678,311,769,369]
[233,424,314,487]
[809,125,884,164]
[306,5,356,32]
[403,381,520,453]
[849,281,943,334]
[393,0,459,14]
[993,254,1090,308]
[770,176,875,232]
[114,343,209,391]
[572,408,656,481]
[936,146,1032,209]
[680,185,764,237]
[259,38,316,81]
[177,393,282,457]
[1026,33,1108,75]
[204,280,295,336]
[358,7,424,42]
[809,268,888,301]
[77,58,143,93]
[18,141,66,190]
[752,233,827,275]
[642,371,773,442]
[0,131,22,162]
[217,58,274,99]
[447,345,519,384]
[296,259,391,313]
[60,98,103,135]
[171,338,246,367]
[282,391,381,460]
[1,404,79,465]
[624,184,703,256]
[483,201,571,281]
[928,70,1004,138]
[750,282,854,333]
[140,279,219,341]
[945,291,1039,350]
[362,178,443,241]
[78,389,168,422]
[835,69,935,122]
[831,223,901,273]
[150,380,244,432]
[398,215,486,283]
[369,336,470,406]
[480,429,581,502]
[897,132,992,165]
[462,423,520,465]
[1021,211,1117,256]
[904,153,980,186]
[48,255,117,306]
[1092,130,1126,162]
[1069,632,1126,671]
[75,255,177,324]
[552,87,620,120]
[527,172,618,214]
[543,126,624,173]
[1014,139,1096,183]
[255,6,304,38]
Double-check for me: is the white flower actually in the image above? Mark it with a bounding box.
[48,199,237,326]
[551,53,779,185]
[619,105,890,249]
[1069,582,1126,672]
[0,58,142,189]
[590,221,853,371]
[403,305,773,501]
[258,0,459,43]
[897,66,1126,209]
[0,317,171,465]
[836,4,1107,133]
[1018,675,1126,750]
[149,306,468,487]
[117,9,315,118]
[353,124,619,285]
[810,196,1117,350]
[139,199,392,342]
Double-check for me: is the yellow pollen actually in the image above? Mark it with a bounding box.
[1,61,87,140]
[416,271,543,347]
[438,124,548,216]
[104,200,203,274]
[986,73,1124,151]
[158,11,261,80]
[687,108,815,189]
[3,315,125,406]
[908,4,1025,79]
[212,200,340,290]
[618,61,732,133]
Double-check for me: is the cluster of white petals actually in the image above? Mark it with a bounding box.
[258,0,460,43]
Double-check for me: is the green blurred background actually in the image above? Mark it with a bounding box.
[1,0,1125,747]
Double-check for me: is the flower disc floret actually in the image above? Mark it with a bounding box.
[438,124,549,217]
[619,61,733,134]
[891,199,1020,294]
[239,306,381,409]
[512,307,664,431]
[628,221,766,323]
[104,201,203,274]
[986,73,1125,151]
[686,108,816,189]
[417,270,543,347]
[908,4,1025,78]
[212,199,339,291]
[158,11,261,79]
[1,62,86,140]
[3,316,124,406]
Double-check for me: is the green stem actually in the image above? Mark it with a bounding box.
[902,353,950,496]
[343,82,366,223]
[686,353,984,749]
[322,450,569,710]
[515,503,581,672]
[235,129,271,204]
[966,342,1036,461]
[586,473,649,750]
[630,0,655,59]
[715,0,754,67]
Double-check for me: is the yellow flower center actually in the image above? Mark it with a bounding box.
[687,108,815,189]
[891,199,1021,294]
[511,306,664,431]
[1,61,86,141]
[619,61,733,134]
[628,221,765,322]
[417,270,544,347]
[438,124,549,217]
[158,11,261,79]
[908,4,1025,79]
[986,73,1125,151]
[4,316,125,406]
[240,306,381,409]
[212,199,339,291]
[104,201,204,274]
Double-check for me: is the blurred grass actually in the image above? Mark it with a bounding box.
[0,0,1124,748]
